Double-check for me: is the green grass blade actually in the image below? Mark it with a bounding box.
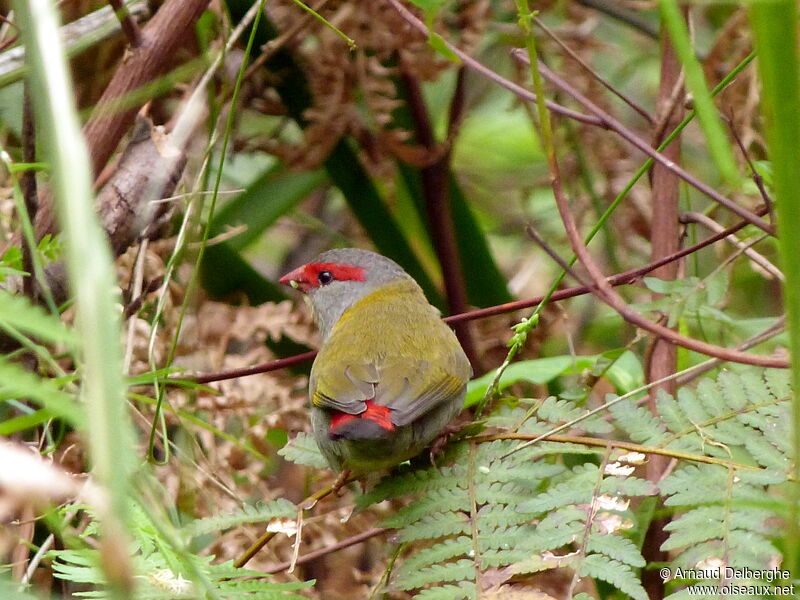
[659,0,738,184]
[15,0,134,595]
[749,0,800,579]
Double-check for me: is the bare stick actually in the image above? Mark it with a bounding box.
[264,527,388,574]
[384,0,604,127]
[108,0,143,47]
[182,205,782,387]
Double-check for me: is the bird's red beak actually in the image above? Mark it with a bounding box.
[279,265,310,293]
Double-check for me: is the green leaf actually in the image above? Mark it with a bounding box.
[0,408,56,435]
[395,558,475,590]
[414,583,475,600]
[465,356,573,406]
[0,289,76,345]
[0,359,82,425]
[448,174,511,306]
[586,534,645,568]
[277,432,328,469]
[428,31,461,63]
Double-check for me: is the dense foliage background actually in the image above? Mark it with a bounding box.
[1,0,799,599]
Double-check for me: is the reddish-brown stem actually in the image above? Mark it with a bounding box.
[108,0,143,47]
[384,0,604,127]
[193,351,317,385]
[20,84,37,299]
[647,18,683,469]
[547,138,786,368]
[533,17,653,123]
[529,58,774,237]
[400,69,478,368]
[83,0,208,177]
[30,0,210,242]
[388,1,770,236]
[643,20,685,597]
[183,206,781,387]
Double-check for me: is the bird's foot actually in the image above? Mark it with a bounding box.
[429,423,462,466]
[331,469,352,496]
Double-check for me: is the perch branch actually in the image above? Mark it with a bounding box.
[185,204,784,387]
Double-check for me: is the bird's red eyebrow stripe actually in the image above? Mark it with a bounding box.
[304,262,366,286]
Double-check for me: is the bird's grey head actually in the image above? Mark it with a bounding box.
[279,248,414,339]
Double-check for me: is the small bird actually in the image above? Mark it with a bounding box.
[279,248,472,473]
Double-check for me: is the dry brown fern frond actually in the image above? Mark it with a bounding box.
[260,0,491,173]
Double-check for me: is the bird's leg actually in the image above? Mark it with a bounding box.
[429,422,463,466]
[331,469,352,496]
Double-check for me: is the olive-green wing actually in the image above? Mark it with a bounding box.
[311,362,378,414]
[312,356,468,425]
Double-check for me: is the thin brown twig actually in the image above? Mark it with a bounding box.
[384,0,604,128]
[526,57,775,237]
[263,527,388,574]
[681,211,782,280]
[108,0,143,47]
[575,0,659,40]
[0,12,20,52]
[674,317,785,386]
[544,124,787,368]
[233,473,357,568]
[533,17,653,123]
[524,224,583,283]
[387,0,771,238]
[725,112,775,223]
[193,351,316,384]
[20,84,37,299]
[400,68,477,367]
[182,205,780,386]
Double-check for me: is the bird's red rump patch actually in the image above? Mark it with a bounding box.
[330,400,394,435]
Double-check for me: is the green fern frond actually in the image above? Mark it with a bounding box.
[362,424,650,597]
[398,511,472,542]
[398,537,473,573]
[357,464,466,507]
[655,369,789,599]
[413,583,475,600]
[585,532,646,567]
[48,502,312,599]
[579,554,648,600]
[609,397,669,444]
[394,559,476,590]
[184,499,296,538]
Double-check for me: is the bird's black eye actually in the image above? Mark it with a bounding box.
[317,270,334,286]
